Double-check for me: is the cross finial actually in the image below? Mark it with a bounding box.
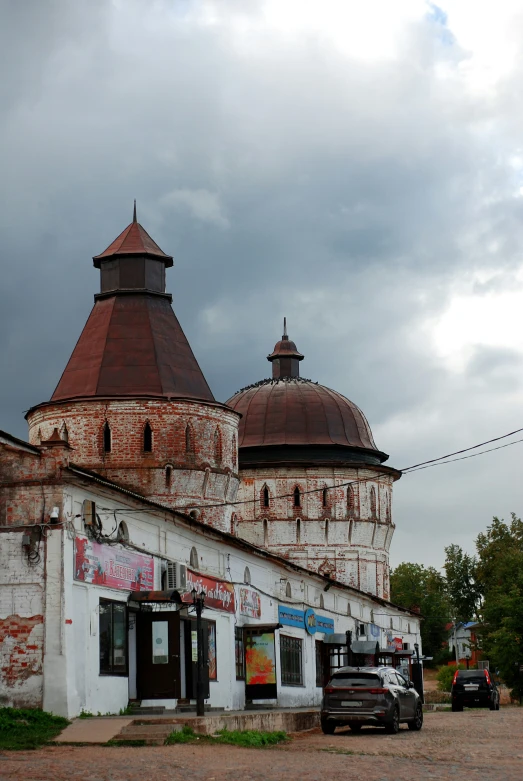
[283,317,287,339]
[133,199,137,223]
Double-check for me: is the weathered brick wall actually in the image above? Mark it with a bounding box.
[234,466,396,598]
[0,531,45,708]
[27,398,240,532]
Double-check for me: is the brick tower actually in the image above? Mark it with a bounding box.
[26,206,239,531]
[226,323,400,598]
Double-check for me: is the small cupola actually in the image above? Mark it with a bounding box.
[267,319,304,379]
[93,201,173,297]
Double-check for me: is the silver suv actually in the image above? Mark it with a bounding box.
[321,666,423,734]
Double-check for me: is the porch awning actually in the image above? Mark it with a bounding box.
[323,633,349,645]
[241,623,282,631]
[351,640,380,655]
[128,589,182,604]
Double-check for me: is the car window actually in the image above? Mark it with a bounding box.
[329,673,381,687]
[386,671,400,686]
[396,672,409,687]
[456,672,488,684]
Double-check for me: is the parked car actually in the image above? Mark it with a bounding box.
[320,666,423,735]
[451,669,500,711]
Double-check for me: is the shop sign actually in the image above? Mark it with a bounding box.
[278,605,334,635]
[74,535,154,591]
[181,569,236,613]
[393,637,403,651]
[369,623,380,638]
[239,587,262,619]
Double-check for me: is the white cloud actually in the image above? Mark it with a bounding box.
[160,188,230,229]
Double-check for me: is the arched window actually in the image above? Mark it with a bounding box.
[61,423,69,443]
[319,593,325,609]
[244,567,251,584]
[296,518,301,543]
[347,602,352,616]
[165,465,172,487]
[285,581,292,598]
[370,486,377,517]
[293,486,301,508]
[322,486,328,508]
[190,546,199,569]
[262,485,270,508]
[117,521,129,542]
[103,422,111,453]
[347,485,355,516]
[214,427,222,463]
[185,424,193,453]
[324,519,329,545]
[263,519,268,546]
[143,422,152,452]
[232,434,237,469]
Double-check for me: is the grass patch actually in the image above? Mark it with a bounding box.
[165,725,289,748]
[0,708,69,751]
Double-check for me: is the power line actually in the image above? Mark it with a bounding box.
[402,436,523,473]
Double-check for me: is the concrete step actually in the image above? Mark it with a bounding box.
[115,724,180,745]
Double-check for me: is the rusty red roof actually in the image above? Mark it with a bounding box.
[51,295,214,402]
[93,221,173,266]
[226,378,381,454]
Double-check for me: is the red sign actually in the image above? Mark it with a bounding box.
[181,569,235,613]
[74,536,154,591]
[393,637,403,651]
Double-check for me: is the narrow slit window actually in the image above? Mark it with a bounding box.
[190,546,199,569]
[322,487,328,508]
[263,519,268,546]
[293,486,301,508]
[296,518,301,543]
[214,428,222,463]
[143,422,152,452]
[103,422,111,453]
[165,465,172,487]
[61,424,69,443]
[370,486,377,517]
[324,519,329,545]
[347,486,355,516]
[185,424,193,453]
[263,485,270,508]
[285,581,292,598]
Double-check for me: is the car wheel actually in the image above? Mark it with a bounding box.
[451,703,463,712]
[385,706,400,734]
[349,723,362,732]
[496,701,500,711]
[408,703,423,731]
[321,719,336,735]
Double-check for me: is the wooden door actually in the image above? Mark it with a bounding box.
[137,611,181,700]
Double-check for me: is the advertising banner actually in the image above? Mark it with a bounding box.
[239,587,262,619]
[74,535,154,591]
[181,569,236,613]
[245,632,276,685]
[278,605,335,635]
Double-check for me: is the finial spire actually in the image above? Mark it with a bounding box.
[283,317,287,339]
[133,199,137,223]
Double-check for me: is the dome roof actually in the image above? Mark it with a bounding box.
[226,377,385,460]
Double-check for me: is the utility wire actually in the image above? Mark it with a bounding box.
[402,436,523,473]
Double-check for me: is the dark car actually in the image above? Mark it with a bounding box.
[320,666,423,735]
[451,669,500,711]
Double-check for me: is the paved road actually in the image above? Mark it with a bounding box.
[1,708,522,781]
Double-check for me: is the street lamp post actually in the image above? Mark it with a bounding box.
[191,588,206,717]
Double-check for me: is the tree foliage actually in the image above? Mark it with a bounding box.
[444,543,479,623]
[390,562,451,661]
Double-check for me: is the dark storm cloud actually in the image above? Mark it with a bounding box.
[1,0,522,568]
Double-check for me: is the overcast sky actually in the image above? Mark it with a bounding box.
[1,0,522,571]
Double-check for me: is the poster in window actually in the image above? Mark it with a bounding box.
[246,632,276,685]
[208,622,217,680]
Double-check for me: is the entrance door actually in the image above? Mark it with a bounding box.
[137,611,181,700]
[183,618,210,700]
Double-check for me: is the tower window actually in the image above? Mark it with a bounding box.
[285,581,292,598]
[263,519,268,546]
[214,427,222,463]
[185,424,193,453]
[370,486,377,517]
[165,465,172,487]
[262,485,270,508]
[322,487,328,508]
[347,485,355,516]
[244,567,251,584]
[296,518,301,543]
[143,422,152,452]
[293,486,301,508]
[103,422,111,453]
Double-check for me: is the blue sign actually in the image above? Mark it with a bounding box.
[278,605,335,635]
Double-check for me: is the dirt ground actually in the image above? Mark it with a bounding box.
[1,708,522,781]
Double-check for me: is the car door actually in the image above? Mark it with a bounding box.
[394,671,415,719]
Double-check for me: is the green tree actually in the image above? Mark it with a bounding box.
[474,514,523,700]
[390,562,451,662]
[444,544,479,623]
